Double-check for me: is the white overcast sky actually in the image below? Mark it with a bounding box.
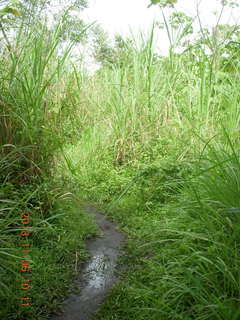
[81,0,239,54]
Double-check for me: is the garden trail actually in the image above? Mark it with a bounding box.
[51,205,125,320]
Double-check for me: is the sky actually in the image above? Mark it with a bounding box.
[79,0,239,70]
[81,0,239,47]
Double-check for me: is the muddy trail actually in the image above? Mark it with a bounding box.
[51,205,125,320]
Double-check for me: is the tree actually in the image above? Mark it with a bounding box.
[91,24,116,67]
[91,25,134,69]
[0,0,89,47]
[148,0,177,8]
[148,0,239,8]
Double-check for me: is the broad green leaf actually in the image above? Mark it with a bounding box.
[0,6,21,17]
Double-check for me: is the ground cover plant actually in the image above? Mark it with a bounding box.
[0,1,97,319]
[59,7,240,319]
[1,0,240,319]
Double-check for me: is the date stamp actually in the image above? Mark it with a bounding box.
[19,212,32,307]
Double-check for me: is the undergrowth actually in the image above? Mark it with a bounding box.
[1,2,240,319]
[59,23,240,320]
[0,8,96,320]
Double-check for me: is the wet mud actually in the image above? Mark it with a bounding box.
[51,205,125,320]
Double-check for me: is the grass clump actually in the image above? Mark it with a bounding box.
[2,2,240,319]
[0,7,97,320]
[1,191,97,320]
[59,23,240,320]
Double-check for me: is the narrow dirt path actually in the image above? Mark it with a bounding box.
[51,205,125,320]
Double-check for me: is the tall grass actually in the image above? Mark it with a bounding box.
[0,19,73,180]
[59,21,240,319]
[1,4,240,318]
[0,10,96,319]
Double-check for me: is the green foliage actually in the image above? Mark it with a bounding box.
[59,20,240,320]
[0,2,93,319]
[148,0,177,8]
[2,0,240,319]
[91,24,134,68]
[0,5,21,17]
[0,195,97,319]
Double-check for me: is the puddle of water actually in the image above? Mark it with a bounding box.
[51,206,125,320]
[84,253,112,289]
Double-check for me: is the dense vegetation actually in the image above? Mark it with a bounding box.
[1,0,240,319]
[0,2,97,319]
